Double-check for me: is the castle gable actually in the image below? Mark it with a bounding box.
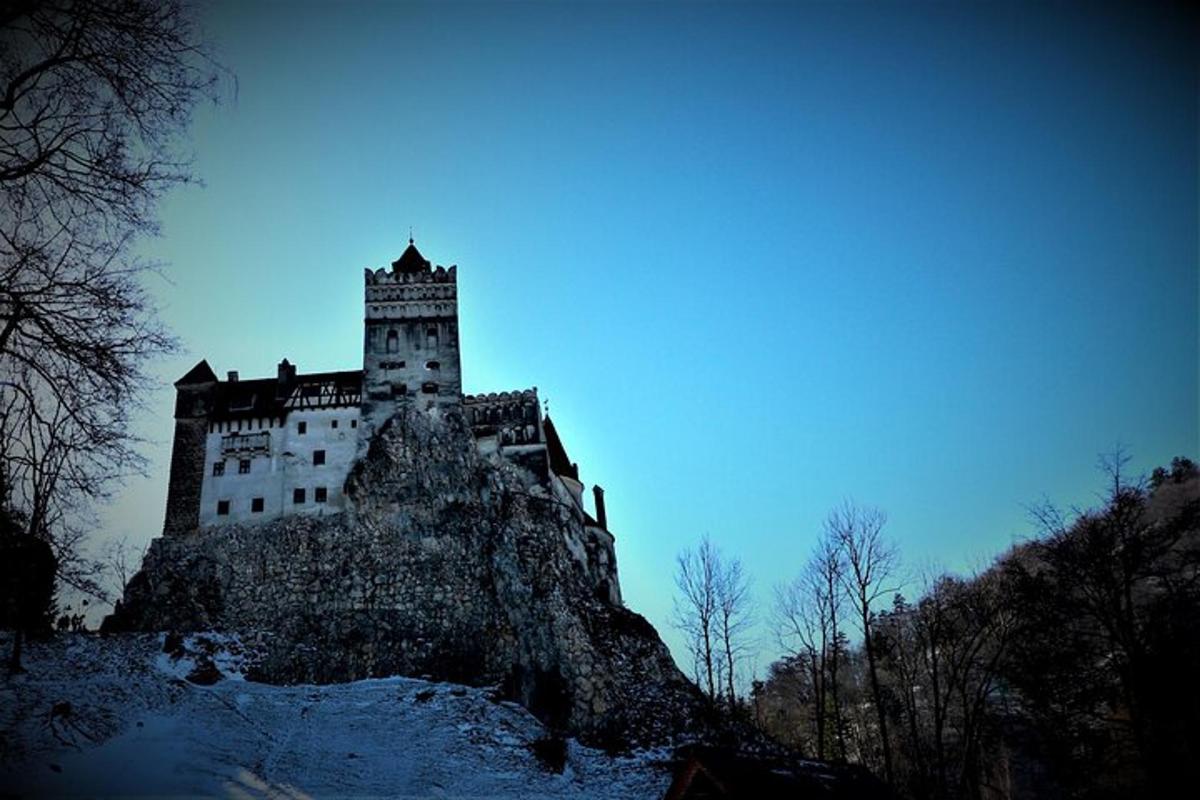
[175,359,218,386]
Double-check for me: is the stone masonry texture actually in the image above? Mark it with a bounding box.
[109,403,704,748]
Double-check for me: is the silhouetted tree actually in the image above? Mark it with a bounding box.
[675,535,754,707]
[1005,451,1200,796]
[716,549,754,706]
[674,535,721,700]
[774,528,849,760]
[0,1,219,595]
[832,501,900,787]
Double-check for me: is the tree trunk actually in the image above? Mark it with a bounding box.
[863,611,895,787]
[703,627,715,701]
[812,653,826,760]
[829,636,847,761]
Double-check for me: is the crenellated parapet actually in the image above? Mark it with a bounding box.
[364,264,457,286]
[463,388,542,446]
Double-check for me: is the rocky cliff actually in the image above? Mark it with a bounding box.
[107,403,704,747]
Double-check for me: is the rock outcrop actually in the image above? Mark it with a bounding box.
[108,403,704,747]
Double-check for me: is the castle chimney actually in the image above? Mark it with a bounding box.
[227,370,239,382]
[276,359,296,398]
[593,485,607,530]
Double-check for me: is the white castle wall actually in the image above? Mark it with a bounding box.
[198,406,361,527]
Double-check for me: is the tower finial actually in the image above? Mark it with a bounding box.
[409,226,414,246]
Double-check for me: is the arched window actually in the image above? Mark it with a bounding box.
[386,329,399,354]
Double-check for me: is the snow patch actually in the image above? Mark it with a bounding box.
[1,634,673,798]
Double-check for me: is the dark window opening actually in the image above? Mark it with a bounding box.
[238,459,251,474]
[421,382,438,394]
[315,487,328,503]
[425,360,440,371]
[331,419,338,429]
[351,420,358,428]
[217,500,230,516]
[426,326,439,348]
[251,497,264,513]
[392,384,407,397]
[313,450,326,466]
[386,329,399,354]
[298,421,307,435]
[293,488,305,504]
[212,461,225,477]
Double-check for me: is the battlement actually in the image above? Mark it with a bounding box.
[364,264,457,287]
[462,388,540,409]
[464,389,541,446]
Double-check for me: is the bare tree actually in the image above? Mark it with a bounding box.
[0,1,219,595]
[774,528,849,760]
[831,501,900,787]
[674,535,720,700]
[715,550,753,706]
[101,533,145,603]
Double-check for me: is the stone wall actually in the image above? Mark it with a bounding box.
[162,406,211,537]
[110,402,703,747]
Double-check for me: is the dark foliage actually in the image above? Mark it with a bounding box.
[1,0,220,598]
[756,455,1199,799]
[0,504,58,672]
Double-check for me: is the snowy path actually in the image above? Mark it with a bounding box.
[0,635,672,798]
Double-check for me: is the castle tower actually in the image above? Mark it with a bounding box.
[162,359,218,536]
[361,240,462,434]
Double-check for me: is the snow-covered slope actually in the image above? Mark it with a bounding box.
[0,633,673,798]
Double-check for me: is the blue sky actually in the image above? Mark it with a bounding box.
[104,0,1197,678]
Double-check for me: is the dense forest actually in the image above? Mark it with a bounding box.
[738,455,1200,799]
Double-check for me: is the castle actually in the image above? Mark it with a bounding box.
[160,240,618,601]
[111,240,704,746]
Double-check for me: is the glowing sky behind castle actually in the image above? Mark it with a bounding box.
[105,0,1196,676]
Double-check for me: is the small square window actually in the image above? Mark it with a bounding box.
[251,497,264,513]
[217,500,230,516]
[212,461,225,477]
[351,420,357,429]
[313,449,326,466]
[298,421,307,435]
[238,458,251,474]
[331,419,339,429]
[315,487,328,503]
[293,488,305,504]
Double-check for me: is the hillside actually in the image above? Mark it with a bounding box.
[0,633,672,798]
